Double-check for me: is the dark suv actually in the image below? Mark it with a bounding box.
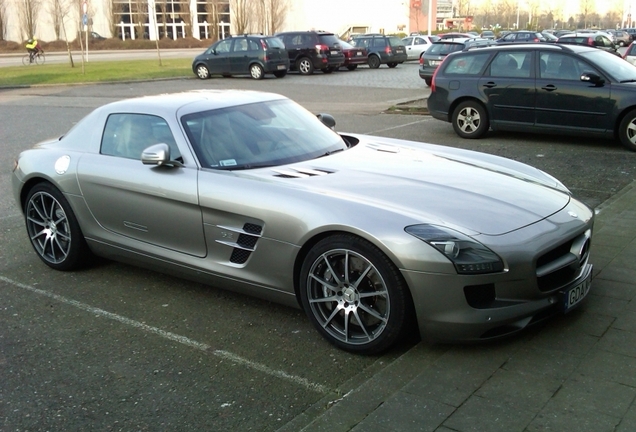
[419,38,495,86]
[556,33,619,55]
[427,43,636,151]
[350,34,408,68]
[275,31,345,75]
[192,35,289,80]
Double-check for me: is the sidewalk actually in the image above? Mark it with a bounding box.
[280,181,636,432]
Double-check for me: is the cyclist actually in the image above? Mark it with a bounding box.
[25,38,43,63]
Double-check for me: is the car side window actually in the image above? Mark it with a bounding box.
[403,37,413,45]
[373,38,387,48]
[415,37,426,44]
[444,53,490,75]
[248,39,260,51]
[215,39,232,54]
[101,114,181,161]
[539,53,595,81]
[233,38,248,52]
[490,52,531,78]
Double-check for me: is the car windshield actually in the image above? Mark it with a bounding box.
[181,99,347,170]
[426,42,464,55]
[581,49,636,82]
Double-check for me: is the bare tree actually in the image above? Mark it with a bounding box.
[578,0,595,28]
[230,0,250,34]
[205,0,220,40]
[0,0,7,40]
[50,0,71,39]
[110,1,124,38]
[179,0,193,37]
[265,0,287,34]
[132,0,148,39]
[18,0,41,39]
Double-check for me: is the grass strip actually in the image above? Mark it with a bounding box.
[0,58,193,86]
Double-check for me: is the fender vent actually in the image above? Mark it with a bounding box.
[272,168,335,178]
[216,223,264,265]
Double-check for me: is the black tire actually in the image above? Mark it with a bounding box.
[22,54,30,66]
[347,65,358,71]
[387,62,397,68]
[368,55,381,69]
[297,57,314,75]
[195,64,210,79]
[618,109,636,151]
[424,77,432,87]
[249,63,264,80]
[273,70,287,78]
[24,182,92,271]
[35,53,45,65]
[451,100,489,139]
[299,234,412,354]
[322,67,335,74]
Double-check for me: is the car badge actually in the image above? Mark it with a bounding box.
[568,211,578,218]
[55,155,71,174]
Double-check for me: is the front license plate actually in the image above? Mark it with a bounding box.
[563,273,591,312]
[277,65,286,70]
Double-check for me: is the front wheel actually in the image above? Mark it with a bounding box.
[35,53,45,65]
[297,57,314,75]
[452,100,489,139]
[195,64,210,79]
[368,55,381,69]
[250,63,264,80]
[24,182,92,271]
[618,109,636,151]
[299,234,412,354]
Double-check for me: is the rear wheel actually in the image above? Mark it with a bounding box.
[297,57,314,75]
[195,64,210,79]
[452,100,489,139]
[618,109,636,151]
[24,183,92,271]
[250,63,264,80]
[368,55,381,69]
[299,234,412,354]
[424,77,432,87]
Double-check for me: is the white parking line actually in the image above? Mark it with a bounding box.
[0,275,331,395]
[368,117,431,134]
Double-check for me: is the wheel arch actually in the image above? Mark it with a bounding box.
[613,105,636,140]
[19,176,54,212]
[447,96,488,123]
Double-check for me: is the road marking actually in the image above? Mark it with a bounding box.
[368,117,431,134]
[0,275,331,395]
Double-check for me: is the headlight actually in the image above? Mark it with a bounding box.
[405,224,504,274]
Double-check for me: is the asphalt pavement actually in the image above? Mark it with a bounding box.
[1,58,636,431]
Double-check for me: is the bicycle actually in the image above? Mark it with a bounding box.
[22,51,45,66]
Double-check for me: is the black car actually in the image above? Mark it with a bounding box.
[497,31,547,43]
[350,34,408,68]
[275,30,344,75]
[192,35,289,80]
[419,38,495,86]
[556,33,620,55]
[427,43,636,151]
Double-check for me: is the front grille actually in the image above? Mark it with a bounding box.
[536,231,591,292]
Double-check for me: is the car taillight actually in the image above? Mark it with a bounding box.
[419,56,424,65]
[532,37,539,42]
[315,44,328,53]
[385,46,392,54]
[587,37,594,46]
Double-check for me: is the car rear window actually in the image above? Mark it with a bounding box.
[388,37,404,47]
[318,34,339,46]
[427,43,464,55]
[265,37,285,49]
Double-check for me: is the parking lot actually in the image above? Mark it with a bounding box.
[2,60,636,431]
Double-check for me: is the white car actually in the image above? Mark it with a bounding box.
[402,35,439,60]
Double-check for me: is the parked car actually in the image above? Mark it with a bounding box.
[419,38,496,86]
[438,32,474,40]
[607,30,631,46]
[556,33,619,55]
[349,34,407,68]
[541,32,558,43]
[497,31,547,43]
[12,89,594,353]
[480,30,496,40]
[90,31,106,40]
[620,28,636,41]
[337,39,368,70]
[192,34,289,80]
[624,41,636,65]
[275,30,344,75]
[427,43,636,151]
[401,34,439,60]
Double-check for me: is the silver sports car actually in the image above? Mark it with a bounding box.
[12,90,594,354]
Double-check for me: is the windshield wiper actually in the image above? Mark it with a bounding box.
[319,148,345,158]
[620,79,636,83]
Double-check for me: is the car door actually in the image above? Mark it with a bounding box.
[478,50,536,128]
[205,39,232,74]
[535,51,612,132]
[77,113,206,257]
[229,38,250,73]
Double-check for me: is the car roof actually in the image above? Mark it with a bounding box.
[459,42,595,55]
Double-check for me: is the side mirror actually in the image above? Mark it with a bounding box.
[317,113,336,130]
[580,73,604,86]
[142,143,183,167]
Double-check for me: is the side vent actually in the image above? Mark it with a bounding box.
[216,223,264,265]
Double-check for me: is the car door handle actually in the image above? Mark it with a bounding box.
[541,84,557,91]
[483,82,497,88]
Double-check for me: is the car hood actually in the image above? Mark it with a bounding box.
[248,137,571,236]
